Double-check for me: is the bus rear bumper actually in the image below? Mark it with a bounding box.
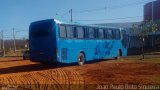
[30,56,58,64]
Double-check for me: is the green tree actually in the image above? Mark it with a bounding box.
[131,21,158,59]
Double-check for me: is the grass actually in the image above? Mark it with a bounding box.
[153,77,160,84]
[120,55,160,63]
[141,58,160,63]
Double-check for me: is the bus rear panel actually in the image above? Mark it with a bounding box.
[29,19,57,63]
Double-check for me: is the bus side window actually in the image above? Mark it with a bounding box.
[59,25,66,38]
[106,29,112,39]
[104,29,107,39]
[116,30,120,39]
[98,28,104,39]
[88,28,95,39]
[84,27,88,38]
[73,26,77,38]
[122,30,128,48]
[77,27,84,39]
[113,29,120,40]
[66,25,74,38]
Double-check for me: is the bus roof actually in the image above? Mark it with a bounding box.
[32,19,124,30]
[54,19,124,30]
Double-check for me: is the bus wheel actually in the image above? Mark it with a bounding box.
[115,50,121,60]
[78,53,85,66]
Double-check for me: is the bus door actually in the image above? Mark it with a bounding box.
[121,30,128,56]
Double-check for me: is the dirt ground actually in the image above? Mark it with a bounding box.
[0,56,160,90]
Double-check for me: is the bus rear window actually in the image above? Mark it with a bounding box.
[30,21,52,38]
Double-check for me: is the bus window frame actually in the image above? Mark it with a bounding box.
[58,24,121,40]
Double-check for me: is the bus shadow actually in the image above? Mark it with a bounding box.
[0,63,76,75]
[85,58,116,64]
[0,59,115,75]
[0,59,23,62]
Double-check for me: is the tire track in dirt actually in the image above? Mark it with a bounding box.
[36,71,63,90]
[62,67,85,90]
[0,68,85,90]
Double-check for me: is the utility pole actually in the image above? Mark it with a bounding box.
[151,1,154,48]
[70,9,72,22]
[2,31,5,57]
[13,28,16,52]
[152,1,154,22]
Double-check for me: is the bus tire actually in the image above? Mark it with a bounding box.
[78,53,85,66]
[115,50,121,60]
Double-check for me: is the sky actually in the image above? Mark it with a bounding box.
[0,0,154,39]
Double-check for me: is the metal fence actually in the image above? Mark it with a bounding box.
[0,28,28,56]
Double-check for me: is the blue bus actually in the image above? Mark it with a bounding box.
[29,19,127,65]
